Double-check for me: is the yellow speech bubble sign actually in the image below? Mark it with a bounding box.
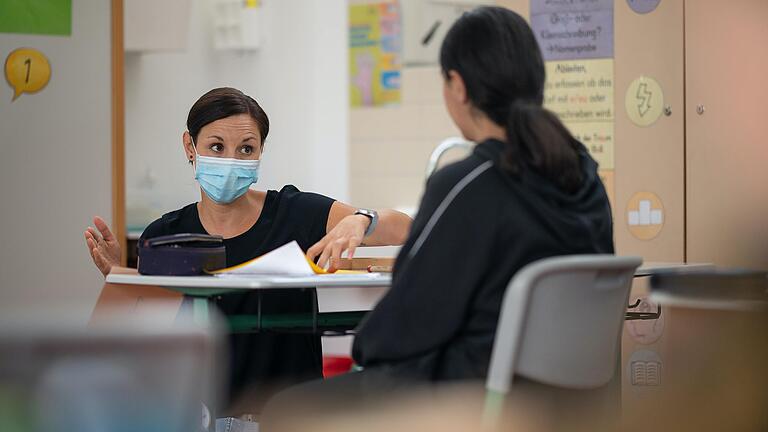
[5,48,51,101]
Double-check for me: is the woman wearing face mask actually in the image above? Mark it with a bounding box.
[84,87,412,410]
[262,6,614,419]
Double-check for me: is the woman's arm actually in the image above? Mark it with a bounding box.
[307,201,412,271]
[327,202,411,246]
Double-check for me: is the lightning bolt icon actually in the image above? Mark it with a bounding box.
[637,83,652,117]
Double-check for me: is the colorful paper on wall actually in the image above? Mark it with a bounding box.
[544,59,614,170]
[530,0,613,61]
[349,2,402,107]
[0,0,72,36]
[533,0,615,203]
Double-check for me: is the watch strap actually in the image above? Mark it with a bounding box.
[354,209,378,237]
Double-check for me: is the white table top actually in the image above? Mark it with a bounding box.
[106,272,392,296]
[650,290,768,312]
[106,262,710,297]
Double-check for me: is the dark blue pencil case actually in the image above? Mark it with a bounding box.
[138,233,226,276]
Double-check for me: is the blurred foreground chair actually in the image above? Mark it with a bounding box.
[0,305,223,432]
[483,255,642,426]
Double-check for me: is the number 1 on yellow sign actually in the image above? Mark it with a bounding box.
[5,48,51,101]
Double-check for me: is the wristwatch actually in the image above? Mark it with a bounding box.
[354,208,379,237]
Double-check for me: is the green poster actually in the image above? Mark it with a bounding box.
[0,0,72,36]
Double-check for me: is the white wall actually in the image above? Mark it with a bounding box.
[0,0,112,319]
[125,0,349,229]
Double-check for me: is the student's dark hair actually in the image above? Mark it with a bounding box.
[187,87,270,146]
[440,7,583,193]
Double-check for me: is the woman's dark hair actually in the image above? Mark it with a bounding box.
[187,87,270,146]
[440,7,583,193]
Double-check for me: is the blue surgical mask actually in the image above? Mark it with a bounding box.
[193,145,260,204]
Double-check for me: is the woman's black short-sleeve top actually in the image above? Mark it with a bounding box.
[140,185,335,408]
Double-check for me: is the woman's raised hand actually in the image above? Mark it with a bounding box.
[307,214,369,273]
[84,216,122,276]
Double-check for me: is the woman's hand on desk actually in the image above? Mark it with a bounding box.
[84,216,121,277]
[307,214,368,272]
[308,202,412,272]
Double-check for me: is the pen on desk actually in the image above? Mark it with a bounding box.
[367,265,393,273]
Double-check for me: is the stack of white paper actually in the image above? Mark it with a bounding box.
[212,241,321,277]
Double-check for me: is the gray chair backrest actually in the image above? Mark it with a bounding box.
[486,255,642,394]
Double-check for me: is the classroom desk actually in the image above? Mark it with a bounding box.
[105,272,391,330]
[105,272,392,294]
[105,262,708,331]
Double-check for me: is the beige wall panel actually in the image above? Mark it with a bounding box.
[614,0,685,261]
[351,105,427,141]
[685,0,768,269]
[350,66,460,211]
[351,139,442,177]
[401,66,444,105]
[352,175,428,210]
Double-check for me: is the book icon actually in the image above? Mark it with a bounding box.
[627,350,663,389]
[631,360,661,386]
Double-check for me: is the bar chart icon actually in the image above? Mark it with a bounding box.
[628,200,663,226]
[626,192,664,240]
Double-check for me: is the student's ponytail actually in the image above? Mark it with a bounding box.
[440,7,584,193]
[504,100,583,193]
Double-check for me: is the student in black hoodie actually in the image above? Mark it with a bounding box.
[264,6,613,418]
[351,6,615,383]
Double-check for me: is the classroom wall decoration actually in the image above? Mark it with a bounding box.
[627,349,663,388]
[625,75,664,127]
[625,297,665,344]
[349,1,402,107]
[626,191,664,240]
[0,0,72,36]
[531,0,615,203]
[626,0,661,15]
[4,48,51,101]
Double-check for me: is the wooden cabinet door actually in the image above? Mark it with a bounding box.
[685,0,768,269]
[614,0,686,262]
